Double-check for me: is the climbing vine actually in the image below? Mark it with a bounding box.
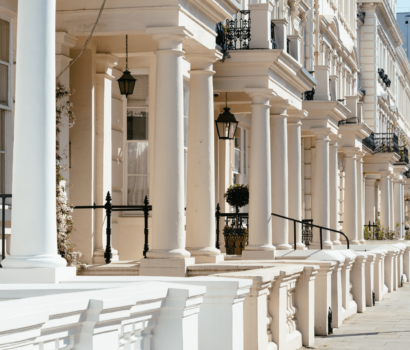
[56,82,85,274]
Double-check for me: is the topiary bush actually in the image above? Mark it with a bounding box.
[224,184,249,212]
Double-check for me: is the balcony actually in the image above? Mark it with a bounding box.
[397,145,409,165]
[216,10,251,52]
[362,133,400,155]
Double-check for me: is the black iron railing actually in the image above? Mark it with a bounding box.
[302,219,313,248]
[215,204,248,255]
[271,212,350,250]
[374,133,399,154]
[364,221,397,240]
[75,191,152,263]
[216,10,251,52]
[404,170,410,178]
[0,194,11,266]
[362,132,375,152]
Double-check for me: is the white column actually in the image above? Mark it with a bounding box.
[185,52,222,263]
[380,172,391,229]
[394,180,402,238]
[330,135,340,244]
[287,115,305,249]
[400,182,404,239]
[343,148,360,245]
[364,177,378,226]
[311,129,332,248]
[356,152,365,244]
[390,175,395,230]
[2,0,68,269]
[242,89,275,260]
[144,28,191,262]
[271,104,292,250]
[93,54,119,264]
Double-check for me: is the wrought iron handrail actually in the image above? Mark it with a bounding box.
[216,10,251,53]
[271,212,350,250]
[0,194,11,266]
[75,191,152,263]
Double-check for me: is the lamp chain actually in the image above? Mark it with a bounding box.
[126,35,129,70]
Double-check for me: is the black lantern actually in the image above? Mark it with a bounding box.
[118,35,136,98]
[215,93,238,140]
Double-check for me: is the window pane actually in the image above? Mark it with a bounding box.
[234,149,240,173]
[234,128,241,148]
[127,109,148,140]
[0,110,4,151]
[0,19,9,63]
[128,142,149,175]
[0,64,8,106]
[127,176,149,205]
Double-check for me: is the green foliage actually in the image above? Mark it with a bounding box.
[363,220,399,240]
[56,82,85,274]
[224,184,249,209]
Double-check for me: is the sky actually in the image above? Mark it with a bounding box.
[397,0,410,12]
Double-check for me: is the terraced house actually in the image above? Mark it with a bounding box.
[0,0,410,349]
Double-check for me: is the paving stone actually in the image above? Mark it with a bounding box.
[299,284,410,350]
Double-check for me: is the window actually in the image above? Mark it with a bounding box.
[126,75,149,206]
[0,15,12,194]
[233,126,248,186]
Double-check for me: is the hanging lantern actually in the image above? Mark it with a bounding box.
[118,35,136,98]
[215,92,238,140]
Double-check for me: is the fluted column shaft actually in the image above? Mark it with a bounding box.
[364,177,377,226]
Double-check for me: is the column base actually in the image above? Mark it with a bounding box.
[1,254,67,269]
[0,267,76,284]
[193,254,224,264]
[309,242,333,250]
[274,243,293,250]
[333,240,342,245]
[242,249,276,260]
[296,243,307,250]
[350,240,361,245]
[139,257,195,277]
[93,248,119,264]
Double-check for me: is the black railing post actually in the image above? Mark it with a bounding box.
[143,195,150,258]
[320,228,323,250]
[104,192,113,264]
[294,221,297,250]
[216,204,221,250]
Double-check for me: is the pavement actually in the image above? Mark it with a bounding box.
[301,283,410,350]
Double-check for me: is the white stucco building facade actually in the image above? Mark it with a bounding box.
[1,1,410,349]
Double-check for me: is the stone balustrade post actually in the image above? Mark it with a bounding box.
[351,254,367,313]
[331,261,344,328]
[373,251,386,302]
[364,253,376,307]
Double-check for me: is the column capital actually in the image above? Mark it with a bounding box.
[185,50,222,70]
[343,147,360,158]
[146,26,192,49]
[55,32,78,56]
[379,171,391,178]
[329,134,341,147]
[245,88,275,104]
[96,53,119,76]
[311,127,332,141]
[393,178,405,184]
[287,109,308,124]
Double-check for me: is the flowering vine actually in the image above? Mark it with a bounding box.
[56,82,85,274]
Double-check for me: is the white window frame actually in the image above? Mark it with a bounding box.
[123,68,150,216]
[0,13,13,195]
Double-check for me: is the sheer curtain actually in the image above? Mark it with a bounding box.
[127,142,149,205]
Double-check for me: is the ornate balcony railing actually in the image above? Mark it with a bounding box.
[216,10,251,52]
[362,132,375,152]
[374,133,399,154]
[302,87,315,101]
[271,22,277,49]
